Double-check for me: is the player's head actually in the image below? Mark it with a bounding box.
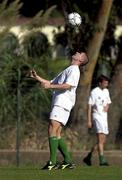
[97,75,110,89]
[71,51,89,66]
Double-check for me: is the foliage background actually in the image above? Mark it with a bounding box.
[0,0,122,153]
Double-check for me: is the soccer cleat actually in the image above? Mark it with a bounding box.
[41,161,60,170]
[60,162,76,170]
[83,156,92,166]
[54,162,61,169]
[100,161,109,166]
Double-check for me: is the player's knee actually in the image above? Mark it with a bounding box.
[48,120,61,136]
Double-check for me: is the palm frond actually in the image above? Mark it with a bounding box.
[0,0,8,13]
[27,5,56,29]
[0,0,23,25]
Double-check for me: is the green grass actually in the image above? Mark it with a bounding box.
[0,166,122,180]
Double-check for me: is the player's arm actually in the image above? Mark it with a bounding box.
[43,66,77,90]
[87,104,92,128]
[30,70,71,90]
[30,69,50,84]
[42,83,72,90]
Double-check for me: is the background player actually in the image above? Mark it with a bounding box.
[83,75,111,166]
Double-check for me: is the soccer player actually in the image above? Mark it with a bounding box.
[30,51,89,170]
[83,75,111,166]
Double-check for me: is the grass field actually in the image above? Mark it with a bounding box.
[0,166,122,180]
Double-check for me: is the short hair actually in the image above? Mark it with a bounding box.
[97,75,110,83]
[71,49,89,66]
[76,50,89,66]
[81,53,89,66]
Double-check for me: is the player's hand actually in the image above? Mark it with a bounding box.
[87,121,92,129]
[103,104,109,112]
[30,69,37,78]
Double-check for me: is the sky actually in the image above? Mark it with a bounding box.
[7,0,47,17]
[20,0,45,17]
[8,0,60,17]
[7,0,122,18]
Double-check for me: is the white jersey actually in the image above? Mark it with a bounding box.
[88,87,111,134]
[51,65,80,111]
[89,87,111,116]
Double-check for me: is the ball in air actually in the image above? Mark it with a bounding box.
[68,12,82,26]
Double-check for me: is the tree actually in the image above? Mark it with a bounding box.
[69,0,114,145]
[108,35,122,148]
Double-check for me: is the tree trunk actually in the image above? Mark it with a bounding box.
[70,0,113,146]
[108,52,122,148]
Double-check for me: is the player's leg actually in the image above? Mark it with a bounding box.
[83,144,98,166]
[83,119,98,166]
[48,120,61,164]
[56,110,75,169]
[57,126,73,165]
[97,133,109,166]
[42,120,60,170]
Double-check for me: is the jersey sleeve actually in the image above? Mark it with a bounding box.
[65,67,80,87]
[50,72,62,84]
[50,77,58,84]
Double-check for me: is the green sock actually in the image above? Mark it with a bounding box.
[58,138,72,163]
[49,136,58,164]
[99,154,106,163]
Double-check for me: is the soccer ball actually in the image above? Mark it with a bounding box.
[68,12,82,26]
